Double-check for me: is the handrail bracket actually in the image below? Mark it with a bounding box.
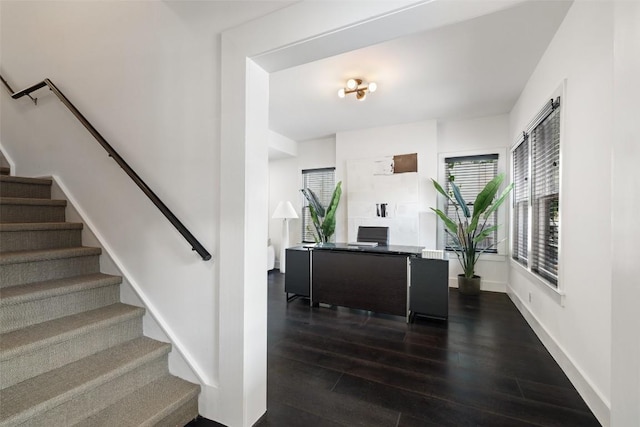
[1,75,38,105]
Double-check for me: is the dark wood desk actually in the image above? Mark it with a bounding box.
[285,244,449,321]
[311,243,422,317]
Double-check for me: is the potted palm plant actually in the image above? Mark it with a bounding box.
[431,173,513,295]
[300,181,342,243]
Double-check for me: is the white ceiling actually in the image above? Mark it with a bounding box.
[268,1,572,144]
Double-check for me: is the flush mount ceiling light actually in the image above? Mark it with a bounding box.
[337,78,377,101]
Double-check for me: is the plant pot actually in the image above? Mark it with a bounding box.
[458,274,481,296]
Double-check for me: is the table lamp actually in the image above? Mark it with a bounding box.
[272,200,298,273]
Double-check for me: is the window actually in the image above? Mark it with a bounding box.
[512,138,529,265]
[512,97,561,286]
[301,167,335,242]
[444,154,499,253]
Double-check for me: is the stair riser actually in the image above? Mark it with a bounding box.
[0,229,82,252]
[69,375,200,427]
[0,255,100,288]
[17,355,169,427]
[0,182,51,199]
[0,205,65,223]
[0,284,120,334]
[155,397,199,427]
[156,396,199,426]
[1,315,143,390]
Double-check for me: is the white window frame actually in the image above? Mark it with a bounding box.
[436,148,508,261]
[510,83,565,302]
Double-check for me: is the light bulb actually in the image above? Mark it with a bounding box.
[368,82,377,93]
[337,88,345,98]
[346,78,357,90]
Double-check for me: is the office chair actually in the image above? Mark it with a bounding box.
[357,226,389,246]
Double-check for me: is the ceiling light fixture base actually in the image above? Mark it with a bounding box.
[338,78,377,101]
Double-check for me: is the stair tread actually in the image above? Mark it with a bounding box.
[0,222,83,232]
[0,196,66,206]
[0,246,101,265]
[0,175,52,186]
[72,375,199,427]
[0,337,170,424]
[0,303,144,359]
[0,273,122,307]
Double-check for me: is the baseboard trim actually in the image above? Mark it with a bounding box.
[448,277,506,293]
[0,142,16,174]
[507,286,610,427]
[49,175,214,389]
[198,384,221,422]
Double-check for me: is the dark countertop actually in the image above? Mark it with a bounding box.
[294,242,423,256]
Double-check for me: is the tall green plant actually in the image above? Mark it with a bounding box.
[301,181,342,243]
[431,173,513,278]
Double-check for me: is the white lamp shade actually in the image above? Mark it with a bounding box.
[272,201,298,219]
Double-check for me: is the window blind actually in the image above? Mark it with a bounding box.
[301,168,335,242]
[444,154,499,252]
[510,96,561,287]
[531,107,560,285]
[512,137,529,265]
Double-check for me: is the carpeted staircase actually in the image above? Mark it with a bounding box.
[0,164,200,426]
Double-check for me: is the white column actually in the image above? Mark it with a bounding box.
[218,51,268,426]
[611,2,640,425]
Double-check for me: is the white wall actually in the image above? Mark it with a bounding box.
[611,2,640,425]
[268,129,297,159]
[269,136,336,266]
[335,120,438,246]
[437,114,510,292]
[508,2,613,425]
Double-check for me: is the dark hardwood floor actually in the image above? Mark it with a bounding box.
[188,271,600,427]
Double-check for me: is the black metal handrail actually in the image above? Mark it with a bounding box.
[0,75,211,261]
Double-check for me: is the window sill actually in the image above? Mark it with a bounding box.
[510,258,565,306]
[445,251,506,263]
